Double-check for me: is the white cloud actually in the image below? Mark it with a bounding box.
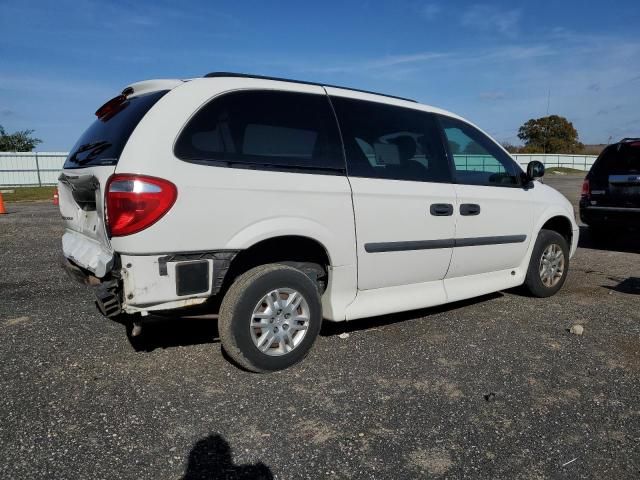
[421,3,441,20]
[291,33,640,143]
[450,45,555,66]
[307,52,448,75]
[0,73,113,98]
[461,5,522,37]
[365,52,449,69]
[479,91,506,101]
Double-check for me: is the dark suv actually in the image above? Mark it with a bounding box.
[580,138,640,231]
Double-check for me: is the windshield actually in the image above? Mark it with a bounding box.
[64,90,168,169]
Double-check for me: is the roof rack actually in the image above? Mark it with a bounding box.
[203,72,417,103]
[620,137,640,143]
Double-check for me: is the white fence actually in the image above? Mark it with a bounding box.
[0,152,68,186]
[0,152,598,186]
[512,154,597,172]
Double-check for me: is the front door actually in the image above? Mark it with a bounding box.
[437,115,534,279]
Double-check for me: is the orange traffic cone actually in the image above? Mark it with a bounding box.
[0,192,6,215]
[53,188,59,206]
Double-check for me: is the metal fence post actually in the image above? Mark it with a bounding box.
[34,152,42,187]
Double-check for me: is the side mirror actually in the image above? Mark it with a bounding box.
[527,160,545,180]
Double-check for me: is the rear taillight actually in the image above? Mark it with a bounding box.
[581,178,590,198]
[105,174,177,237]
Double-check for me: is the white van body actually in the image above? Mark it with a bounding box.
[59,73,578,370]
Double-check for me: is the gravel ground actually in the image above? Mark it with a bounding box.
[1,175,639,479]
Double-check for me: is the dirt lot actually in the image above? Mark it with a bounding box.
[1,175,639,479]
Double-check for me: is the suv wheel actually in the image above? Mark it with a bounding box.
[523,229,569,298]
[218,264,323,372]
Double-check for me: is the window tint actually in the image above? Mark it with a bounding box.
[439,116,521,186]
[175,90,344,173]
[330,97,451,183]
[592,143,640,175]
[65,90,168,169]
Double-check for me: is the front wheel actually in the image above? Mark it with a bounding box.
[523,229,570,298]
[218,264,323,372]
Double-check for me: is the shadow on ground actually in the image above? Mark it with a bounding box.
[124,291,503,352]
[320,292,503,336]
[182,434,273,480]
[602,276,640,295]
[126,315,219,352]
[578,226,640,254]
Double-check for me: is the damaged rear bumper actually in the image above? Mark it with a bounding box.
[62,230,114,278]
[63,250,238,317]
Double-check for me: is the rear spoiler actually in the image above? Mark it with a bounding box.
[94,79,185,119]
[121,79,185,98]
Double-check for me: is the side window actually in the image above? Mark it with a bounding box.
[438,116,521,186]
[330,96,451,183]
[174,90,344,173]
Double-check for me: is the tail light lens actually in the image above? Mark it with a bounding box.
[105,174,177,237]
[581,178,590,198]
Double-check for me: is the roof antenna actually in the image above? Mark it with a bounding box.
[543,87,551,154]
[546,88,551,116]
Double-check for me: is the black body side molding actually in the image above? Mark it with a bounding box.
[364,235,527,253]
[365,239,455,253]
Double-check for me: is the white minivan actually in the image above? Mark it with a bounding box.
[59,73,579,371]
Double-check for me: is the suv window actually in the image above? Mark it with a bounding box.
[330,97,451,183]
[591,143,640,175]
[174,90,344,173]
[438,115,521,187]
[65,90,168,169]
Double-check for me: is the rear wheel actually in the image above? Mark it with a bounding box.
[523,229,569,297]
[218,264,322,372]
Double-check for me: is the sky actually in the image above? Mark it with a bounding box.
[1,0,639,151]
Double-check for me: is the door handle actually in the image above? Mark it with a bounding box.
[430,203,454,216]
[460,203,481,216]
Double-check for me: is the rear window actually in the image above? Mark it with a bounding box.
[64,90,168,169]
[592,143,640,175]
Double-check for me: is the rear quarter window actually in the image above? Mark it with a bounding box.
[174,90,345,173]
[64,90,168,169]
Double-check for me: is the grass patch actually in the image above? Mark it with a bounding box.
[1,186,56,202]
[546,167,585,175]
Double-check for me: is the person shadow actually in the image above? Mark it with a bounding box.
[182,434,273,480]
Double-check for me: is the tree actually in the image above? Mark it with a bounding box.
[501,142,522,154]
[447,140,461,154]
[463,141,488,155]
[0,124,42,152]
[517,115,583,154]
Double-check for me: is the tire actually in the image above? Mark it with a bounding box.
[218,264,323,372]
[523,229,570,298]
